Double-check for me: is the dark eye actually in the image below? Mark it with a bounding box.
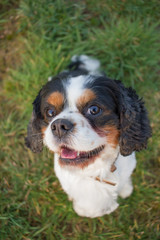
[46,108,56,117]
[87,105,101,115]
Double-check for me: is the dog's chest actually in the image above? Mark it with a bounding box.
[54,153,118,199]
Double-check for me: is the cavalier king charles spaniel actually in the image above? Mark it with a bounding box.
[26,55,151,218]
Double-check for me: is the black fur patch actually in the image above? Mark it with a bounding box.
[116,81,152,156]
[25,111,43,153]
[85,76,151,155]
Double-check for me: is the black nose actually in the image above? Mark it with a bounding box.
[51,119,74,138]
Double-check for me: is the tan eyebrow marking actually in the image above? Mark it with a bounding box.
[77,89,96,108]
[47,91,64,109]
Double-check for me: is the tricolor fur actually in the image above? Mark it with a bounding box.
[26,55,151,217]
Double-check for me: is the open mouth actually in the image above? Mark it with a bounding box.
[59,145,105,166]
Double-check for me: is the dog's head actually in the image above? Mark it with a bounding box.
[26,71,151,168]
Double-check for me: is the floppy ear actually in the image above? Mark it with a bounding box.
[25,93,43,153]
[115,81,152,156]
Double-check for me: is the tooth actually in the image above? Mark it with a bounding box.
[77,152,80,157]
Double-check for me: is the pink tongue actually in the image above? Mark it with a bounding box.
[60,148,78,159]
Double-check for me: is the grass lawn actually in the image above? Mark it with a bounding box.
[0,0,160,239]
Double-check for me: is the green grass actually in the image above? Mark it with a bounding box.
[0,0,160,239]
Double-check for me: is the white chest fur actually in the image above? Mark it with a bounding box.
[54,152,136,218]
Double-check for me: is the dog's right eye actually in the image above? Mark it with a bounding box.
[46,108,56,117]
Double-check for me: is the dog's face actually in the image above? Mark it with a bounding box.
[42,75,120,168]
[26,71,151,168]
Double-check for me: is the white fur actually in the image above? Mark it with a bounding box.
[66,75,88,110]
[48,76,53,82]
[54,152,136,218]
[71,55,100,74]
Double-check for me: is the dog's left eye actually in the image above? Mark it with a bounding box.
[87,105,101,115]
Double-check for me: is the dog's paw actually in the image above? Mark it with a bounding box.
[119,178,133,199]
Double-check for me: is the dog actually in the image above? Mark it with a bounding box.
[25,55,151,218]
